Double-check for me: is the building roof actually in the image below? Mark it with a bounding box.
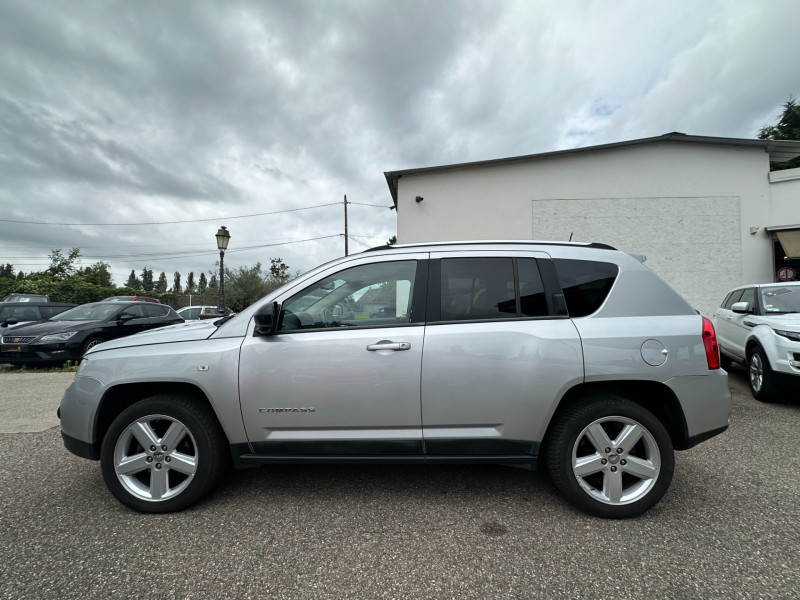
[383,132,800,207]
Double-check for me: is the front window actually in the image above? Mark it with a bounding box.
[760,286,800,314]
[280,260,417,331]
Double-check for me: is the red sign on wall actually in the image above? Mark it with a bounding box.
[777,267,797,281]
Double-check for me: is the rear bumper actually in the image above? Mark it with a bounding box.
[666,370,732,442]
[62,431,100,460]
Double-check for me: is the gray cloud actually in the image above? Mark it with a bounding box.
[1,0,799,285]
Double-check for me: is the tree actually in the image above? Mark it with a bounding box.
[126,270,143,290]
[48,248,81,280]
[172,272,182,294]
[155,272,168,294]
[79,262,113,287]
[269,258,290,283]
[141,268,154,292]
[387,235,397,246]
[186,272,196,294]
[207,273,218,293]
[16,271,24,280]
[198,272,208,294]
[758,96,800,169]
[0,264,14,279]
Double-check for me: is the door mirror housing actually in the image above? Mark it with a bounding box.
[254,302,280,337]
[731,301,752,314]
[117,313,136,323]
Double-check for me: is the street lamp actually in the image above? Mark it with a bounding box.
[215,226,231,315]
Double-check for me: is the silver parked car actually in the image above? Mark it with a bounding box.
[59,241,731,518]
[712,281,800,402]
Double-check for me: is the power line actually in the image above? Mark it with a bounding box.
[0,202,342,226]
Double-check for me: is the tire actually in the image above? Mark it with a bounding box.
[546,395,674,519]
[100,394,227,513]
[747,346,779,403]
[82,336,104,356]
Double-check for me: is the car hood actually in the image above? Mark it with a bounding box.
[754,314,800,330]
[0,319,103,338]
[88,320,218,354]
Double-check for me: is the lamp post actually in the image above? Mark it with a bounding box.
[215,226,231,315]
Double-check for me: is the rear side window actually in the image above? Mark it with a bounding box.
[553,259,618,317]
[440,258,516,321]
[517,259,548,317]
[144,304,169,317]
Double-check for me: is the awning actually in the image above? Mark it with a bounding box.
[768,226,800,259]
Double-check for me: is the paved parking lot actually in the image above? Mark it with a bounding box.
[1,366,799,599]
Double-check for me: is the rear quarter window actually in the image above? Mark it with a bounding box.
[553,259,618,317]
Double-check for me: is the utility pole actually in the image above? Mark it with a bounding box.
[343,194,349,256]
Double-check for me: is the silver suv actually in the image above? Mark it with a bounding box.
[59,241,731,518]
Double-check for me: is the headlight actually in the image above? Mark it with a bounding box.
[39,331,78,342]
[773,329,800,342]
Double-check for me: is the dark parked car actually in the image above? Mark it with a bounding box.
[3,293,53,302]
[1,302,76,332]
[102,296,161,303]
[0,301,183,365]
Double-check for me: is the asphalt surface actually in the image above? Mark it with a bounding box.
[1,366,799,600]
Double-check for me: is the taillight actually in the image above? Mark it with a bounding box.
[702,316,720,370]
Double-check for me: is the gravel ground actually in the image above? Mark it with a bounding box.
[1,366,799,599]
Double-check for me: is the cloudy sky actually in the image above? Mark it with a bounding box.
[1,0,799,288]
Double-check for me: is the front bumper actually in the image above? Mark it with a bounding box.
[0,341,82,364]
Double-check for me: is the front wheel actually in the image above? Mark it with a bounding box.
[100,395,226,513]
[748,346,779,402]
[546,396,674,518]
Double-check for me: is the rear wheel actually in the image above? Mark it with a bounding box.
[546,396,674,518]
[100,394,226,513]
[748,346,779,402]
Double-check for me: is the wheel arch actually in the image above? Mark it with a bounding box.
[542,380,691,452]
[95,382,229,454]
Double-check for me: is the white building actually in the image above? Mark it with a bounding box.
[385,133,800,317]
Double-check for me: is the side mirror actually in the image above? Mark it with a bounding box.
[731,301,752,314]
[2,318,19,327]
[254,302,280,337]
[117,313,136,323]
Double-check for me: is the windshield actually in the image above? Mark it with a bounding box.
[51,303,120,321]
[761,286,800,314]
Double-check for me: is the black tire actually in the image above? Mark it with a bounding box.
[81,336,104,356]
[747,346,780,403]
[100,394,227,513]
[546,395,674,519]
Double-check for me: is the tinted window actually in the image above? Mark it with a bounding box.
[553,259,618,317]
[723,289,744,309]
[281,260,416,331]
[517,259,548,317]
[738,288,756,310]
[120,305,145,318]
[440,258,516,321]
[0,306,41,321]
[144,304,169,317]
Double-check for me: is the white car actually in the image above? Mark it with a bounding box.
[176,305,221,321]
[713,282,800,401]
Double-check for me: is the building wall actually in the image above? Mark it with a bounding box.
[395,141,793,317]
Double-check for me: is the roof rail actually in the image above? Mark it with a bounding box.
[365,240,618,252]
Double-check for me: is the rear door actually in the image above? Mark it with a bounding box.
[420,251,583,459]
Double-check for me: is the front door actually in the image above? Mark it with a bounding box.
[238,256,427,456]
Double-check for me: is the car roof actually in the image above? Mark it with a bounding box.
[732,282,800,290]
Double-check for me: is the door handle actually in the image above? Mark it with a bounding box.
[366,341,411,352]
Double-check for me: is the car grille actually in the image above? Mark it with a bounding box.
[2,336,36,344]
